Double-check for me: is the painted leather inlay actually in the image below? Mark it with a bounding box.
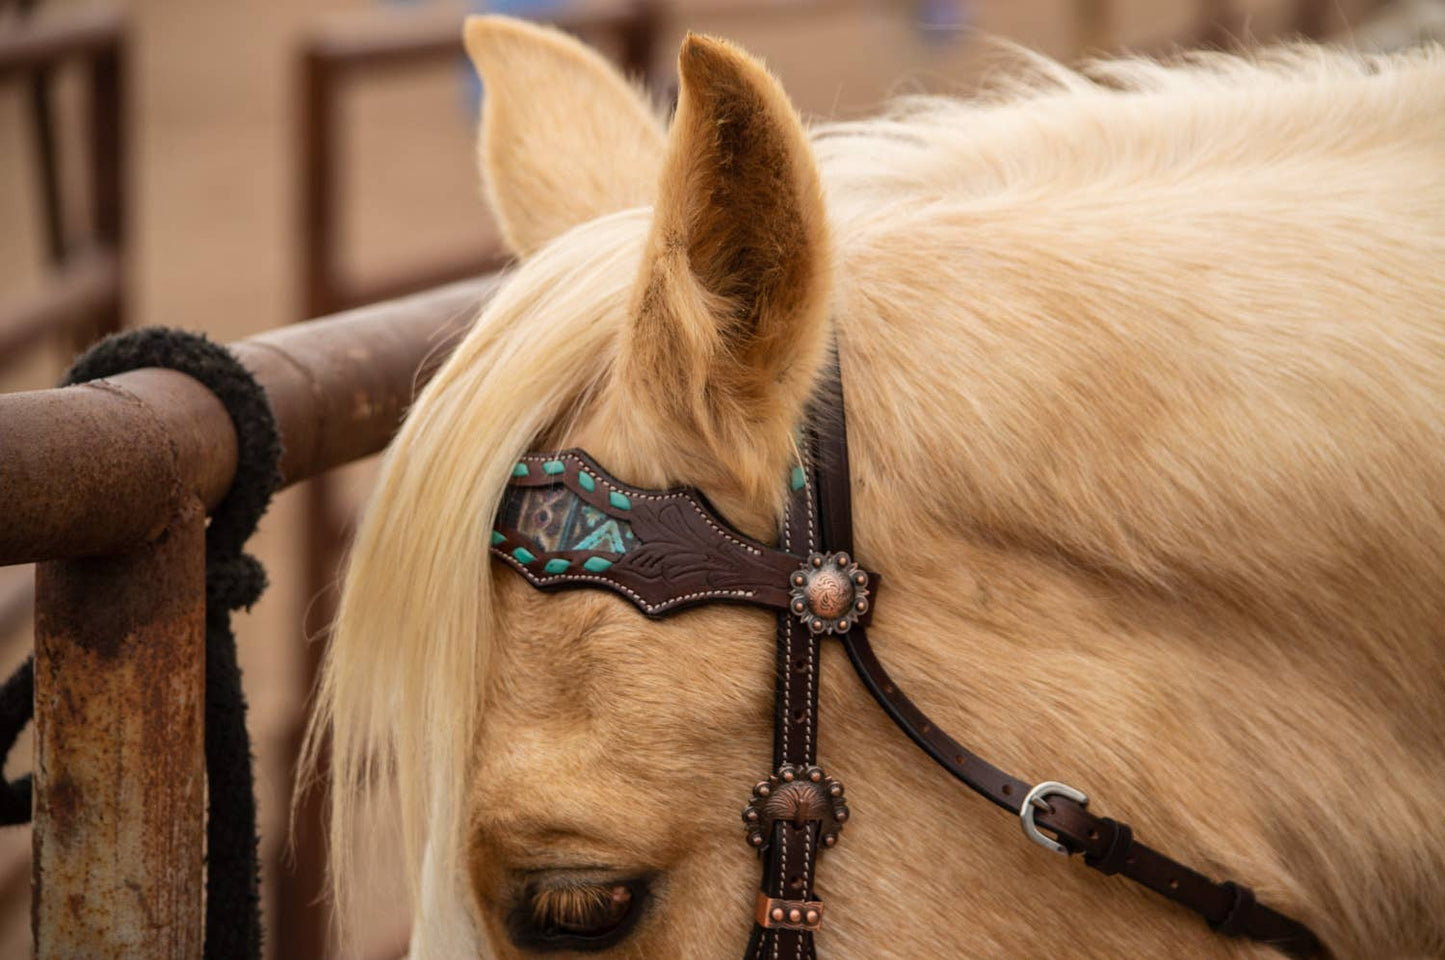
[490,450,802,616]
[499,486,639,556]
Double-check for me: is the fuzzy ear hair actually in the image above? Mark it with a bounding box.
[463,16,666,257]
[621,35,832,500]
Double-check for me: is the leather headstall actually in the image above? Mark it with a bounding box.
[489,360,1323,959]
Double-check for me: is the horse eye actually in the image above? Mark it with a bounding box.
[508,876,649,952]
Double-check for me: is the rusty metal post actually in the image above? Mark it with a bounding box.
[32,498,206,959]
[279,43,340,960]
[1294,0,1329,39]
[88,29,125,341]
[1198,0,1240,47]
[1075,0,1111,53]
[1,273,496,955]
[619,0,662,87]
[27,72,65,266]
[300,45,334,322]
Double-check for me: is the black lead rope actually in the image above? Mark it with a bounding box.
[0,328,277,960]
[0,658,33,826]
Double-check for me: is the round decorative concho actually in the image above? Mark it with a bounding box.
[788,551,870,635]
[741,763,849,851]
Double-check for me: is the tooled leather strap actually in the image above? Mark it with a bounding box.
[744,426,826,960]
[492,450,804,615]
[815,356,1323,959]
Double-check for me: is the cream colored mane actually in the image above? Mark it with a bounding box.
[307,19,1445,959]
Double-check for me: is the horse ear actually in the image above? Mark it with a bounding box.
[622,35,832,499]
[463,16,666,257]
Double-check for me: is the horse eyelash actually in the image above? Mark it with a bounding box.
[528,879,628,928]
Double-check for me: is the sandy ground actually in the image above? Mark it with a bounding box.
[0,0,1420,955]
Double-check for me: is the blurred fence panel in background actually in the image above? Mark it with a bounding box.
[0,4,126,369]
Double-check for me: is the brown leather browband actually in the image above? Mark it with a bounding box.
[490,356,1323,959]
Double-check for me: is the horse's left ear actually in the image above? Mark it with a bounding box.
[463,16,666,257]
[621,35,832,499]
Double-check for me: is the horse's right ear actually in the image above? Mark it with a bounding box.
[463,16,666,258]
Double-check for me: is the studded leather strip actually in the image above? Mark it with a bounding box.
[744,431,824,960]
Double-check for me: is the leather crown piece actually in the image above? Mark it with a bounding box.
[490,450,874,631]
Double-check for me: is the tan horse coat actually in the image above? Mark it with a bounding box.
[307,18,1445,958]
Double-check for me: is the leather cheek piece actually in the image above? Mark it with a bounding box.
[1083,817,1134,876]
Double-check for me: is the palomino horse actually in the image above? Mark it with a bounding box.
[307,17,1445,958]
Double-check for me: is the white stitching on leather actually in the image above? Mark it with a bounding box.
[798,827,813,960]
[517,453,763,555]
[781,490,793,762]
[490,549,754,611]
[778,825,788,899]
[801,458,817,759]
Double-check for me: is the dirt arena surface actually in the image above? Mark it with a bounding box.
[1,0,1425,954]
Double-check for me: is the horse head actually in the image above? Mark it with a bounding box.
[309,17,1445,959]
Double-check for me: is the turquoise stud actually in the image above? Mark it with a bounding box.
[490,531,505,546]
[608,491,631,511]
[511,547,536,564]
[542,460,565,475]
[543,558,571,575]
[512,462,529,477]
[790,465,807,491]
[583,557,614,573]
[578,471,596,492]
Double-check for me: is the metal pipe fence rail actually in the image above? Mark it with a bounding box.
[0,274,498,958]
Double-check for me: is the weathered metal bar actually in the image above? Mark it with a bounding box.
[286,44,344,957]
[88,32,126,342]
[299,44,336,322]
[32,496,207,959]
[27,63,66,266]
[303,0,824,75]
[0,274,496,566]
[305,2,638,73]
[231,274,494,486]
[326,249,509,317]
[0,566,34,639]
[0,5,124,80]
[0,368,237,565]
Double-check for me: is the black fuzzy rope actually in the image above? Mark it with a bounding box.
[0,658,32,826]
[0,328,280,960]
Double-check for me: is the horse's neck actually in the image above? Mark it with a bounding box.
[831,116,1445,643]
[821,93,1445,951]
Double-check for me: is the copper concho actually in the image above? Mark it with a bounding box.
[742,763,849,851]
[788,552,870,635]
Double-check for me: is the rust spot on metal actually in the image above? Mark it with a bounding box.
[45,775,80,845]
[34,535,197,661]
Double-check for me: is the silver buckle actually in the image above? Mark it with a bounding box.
[1020,780,1088,855]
